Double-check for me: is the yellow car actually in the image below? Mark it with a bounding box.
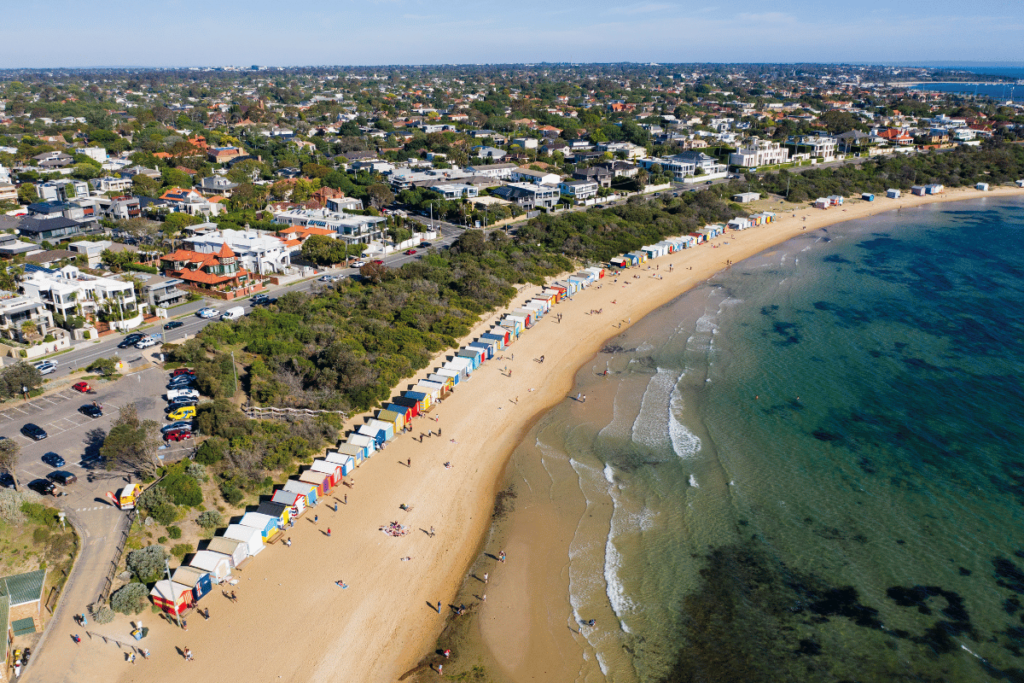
[167,406,196,421]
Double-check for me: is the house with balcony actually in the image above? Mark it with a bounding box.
[559,179,599,202]
[0,293,54,342]
[638,156,695,181]
[511,168,561,186]
[466,163,517,180]
[272,208,387,246]
[16,217,83,244]
[199,176,239,196]
[183,228,291,275]
[597,160,639,178]
[161,243,252,295]
[107,195,141,220]
[426,184,479,200]
[20,266,141,330]
[490,182,559,210]
[160,187,224,218]
[787,134,837,161]
[36,179,90,203]
[141,277,187,309]
[728,138,791,168]
[573,166,612,189]
[325,196,364,212]
[90,176,135,194]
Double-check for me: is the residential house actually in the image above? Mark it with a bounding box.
[16,217,83,243]
[272,208,387,246]
[183,228,291,275]
[511,168,561,186]
[788,134,837,160]
[490,182,559,210]
[67,240,139,267]
[638,156,694,181]
[473,147,507,161]
[120,165,162,179]
[161,243,252,294]
[876,128,914,146]
[21,265,140,327]
[669,151,727,175]
[325,196,364,212]
[597,160,638,178]
[0,294,54,342]
[90,176,134,193]
[559,179,599,201]
[836,130,870,153]
[0,183,16,204]
[572,166,612,189]
[208,146,247,163]
[728,138,790,167]
[199,176,239,196]
[512,137,539,149]
[465,163,517,181]
[36,179,90,202]
[32,151,73,168]
[160,187,224,218]
[106,196,141,221]
[427,184,479,200]
[596,142,646,159]
[141,277,187,309]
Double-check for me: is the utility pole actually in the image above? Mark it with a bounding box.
[230,351,239,393]
[164,558,182,628]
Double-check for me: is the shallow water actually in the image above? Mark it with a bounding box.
[490,197,1024,683]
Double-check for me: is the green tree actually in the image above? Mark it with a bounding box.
[163,212,200,237]
[132,174,160,197]
[161,168,193,190]
[101,403,160,477]
[0,362,42,399]
[17,184,38,204]
[71,163,100,180]
[126,545,167,583]
[367,183,394,210]
[0,438,20,491]
[110,583,148,615]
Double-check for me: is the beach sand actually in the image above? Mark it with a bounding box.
[35,187,1012,683]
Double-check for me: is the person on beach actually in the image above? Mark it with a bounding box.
[443,649,451,658]
[483,572,489,584]
[336,580,348,588]
[285,537,292,547]
[327,527,332,537]
[230,591,238,602]
[344,494,348,504]
[314,515,318,524]
[335,502,339,512]
[129,652,136,665]
[73,634,81,645]
[408,458,411,467]
[437,664,443,675]
[184,647,193,662]
[437,601,442,613]
[430,526,436,537]
[182,619,188,631]
[141,648,150,659]
[499,550,506,563]
[481,593,487,602]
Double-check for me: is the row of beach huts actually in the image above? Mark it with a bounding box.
[147,224,760,614]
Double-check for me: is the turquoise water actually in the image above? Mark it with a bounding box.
[909,81,1024,101]
[519,197,1024,682]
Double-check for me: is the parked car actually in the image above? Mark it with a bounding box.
[28,479,59,496]
[373,259,384,265]
[0,473,14,489]
[118,334,144,349]
[167,380,195,391]
[41,453,64,467]
[166,399,197,413]
[251,293,270,305]
[79,404,103,419]
[22,424,48,441]
[167,406,196,421]
[72,381,92,393]
[351,260,366,268]
[47,471,77,486]
[34,361,57,375]
[164,429,193,442]
[318,274,334,282]
[136,338,158,349]
[161,421,194,434]
[419,242,432,247]
[164,320,184,331]
[171,368,195,377]
[404,249,417,255]
[167,388,199,402]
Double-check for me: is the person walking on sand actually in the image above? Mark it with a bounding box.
[129,652,136,665]
[73,634,81,645]
[407,458,411,467]
[230,591,238,603]
[327,527,332,537]
[184,647,193,662]
[430,526,436,538]
[314,514,318,524]
[344,494,348,505]
[335,502,339,512]
[481,593,487,602]
[438,664,443,675]
[437,601,442,613]
[483,572,489,584]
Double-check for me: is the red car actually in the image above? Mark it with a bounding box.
[172,368,195,377]
[404,249,417,255]
[72,381,92,393]
[373,259,385,265]
[164,429,193,442]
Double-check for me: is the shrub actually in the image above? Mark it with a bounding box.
[110,582,149,615]
[166,525,182,539]
[126,545,167,583]
[185,461,207,481]
[195,438,226,465]
[21,501,59,527]
[157,536,168,544]
[196,510,223,529]
[219,482,244,506]
[33,528,50,543]
[137,486,178,526]
[170,543,194,559]
[0,489,26,525]
[160,470,203,507]
[93,606,115,624]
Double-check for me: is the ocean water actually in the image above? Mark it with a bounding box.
[502,196,1024,683]
[909,81,1024,102]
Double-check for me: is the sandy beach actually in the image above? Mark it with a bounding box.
[32,186,1013,683]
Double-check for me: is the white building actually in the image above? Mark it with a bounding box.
[183,228,292,275]
[790,134,837,161]
[596,142,647,159]
[79,147,107,163]
[427,184,479,200]
[466,163,517,180]
[273,208,387,246]
[37,179,90,202]
[90,176,134,193]
[637,156,694,181]
[512,137,539,149]
[511,168,561,186]
[0,294,54,342]
[20,266,141,330]
[729,138,790,168]
[559,180,599,201]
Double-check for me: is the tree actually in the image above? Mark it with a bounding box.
[17,184,38,204]
[86,357,118,377]
[101,403,160,477]
[227,159,264,184]
[110,582,148,615]
[71,163,100,180]
[162,212,200,237]
[0,438,20,491]
[367,183,394,210]
[126,545,167,583]
[0,362,42,399]
[161,168,193,190]
[359,261,388,284]
[132,174,160,197]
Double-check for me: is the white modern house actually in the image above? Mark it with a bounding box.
[0,294,54,342]
[273,208,387,246]
[558,179,599,201]
[90,176,134,193]
[511,168,561,185]
[183,228,292,275]
[427,184,480,200]
[20,266,142,330]
[729,138,791,168]
[466,163,517,180]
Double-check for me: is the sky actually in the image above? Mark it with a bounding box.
[0,0,1022,69]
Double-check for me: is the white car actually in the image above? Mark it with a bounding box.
[351,261,366,268]
[196,308,218,319]
[135,338,158,349]
[34,360,58,375]
[167,388,199,402]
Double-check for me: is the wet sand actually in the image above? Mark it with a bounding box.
[55,186,1018,683]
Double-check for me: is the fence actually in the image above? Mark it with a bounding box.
[243,406,347,421]
[93,509,136,608]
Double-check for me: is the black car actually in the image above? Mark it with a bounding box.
[117,334,144,349]
[27,479,57,496]
[47,470,78,486]
[0,473,14,489]
[21,423,48,440]
[165,399,197,412]
[251,294,269,304]
[164,320,185,331]
[42,453,65,467]
[79,404,103,419]
[420,242,432,247]
[167,378,195,389]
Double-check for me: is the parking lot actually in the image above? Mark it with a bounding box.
[1,365,195,488]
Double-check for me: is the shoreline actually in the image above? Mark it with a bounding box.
[90,186,1022,683]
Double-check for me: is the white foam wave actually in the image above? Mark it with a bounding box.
[631,367,679,449]
[689,474,699,488]
[604,508,635,631]
[603,463,615,486]
[669,381,702,459]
